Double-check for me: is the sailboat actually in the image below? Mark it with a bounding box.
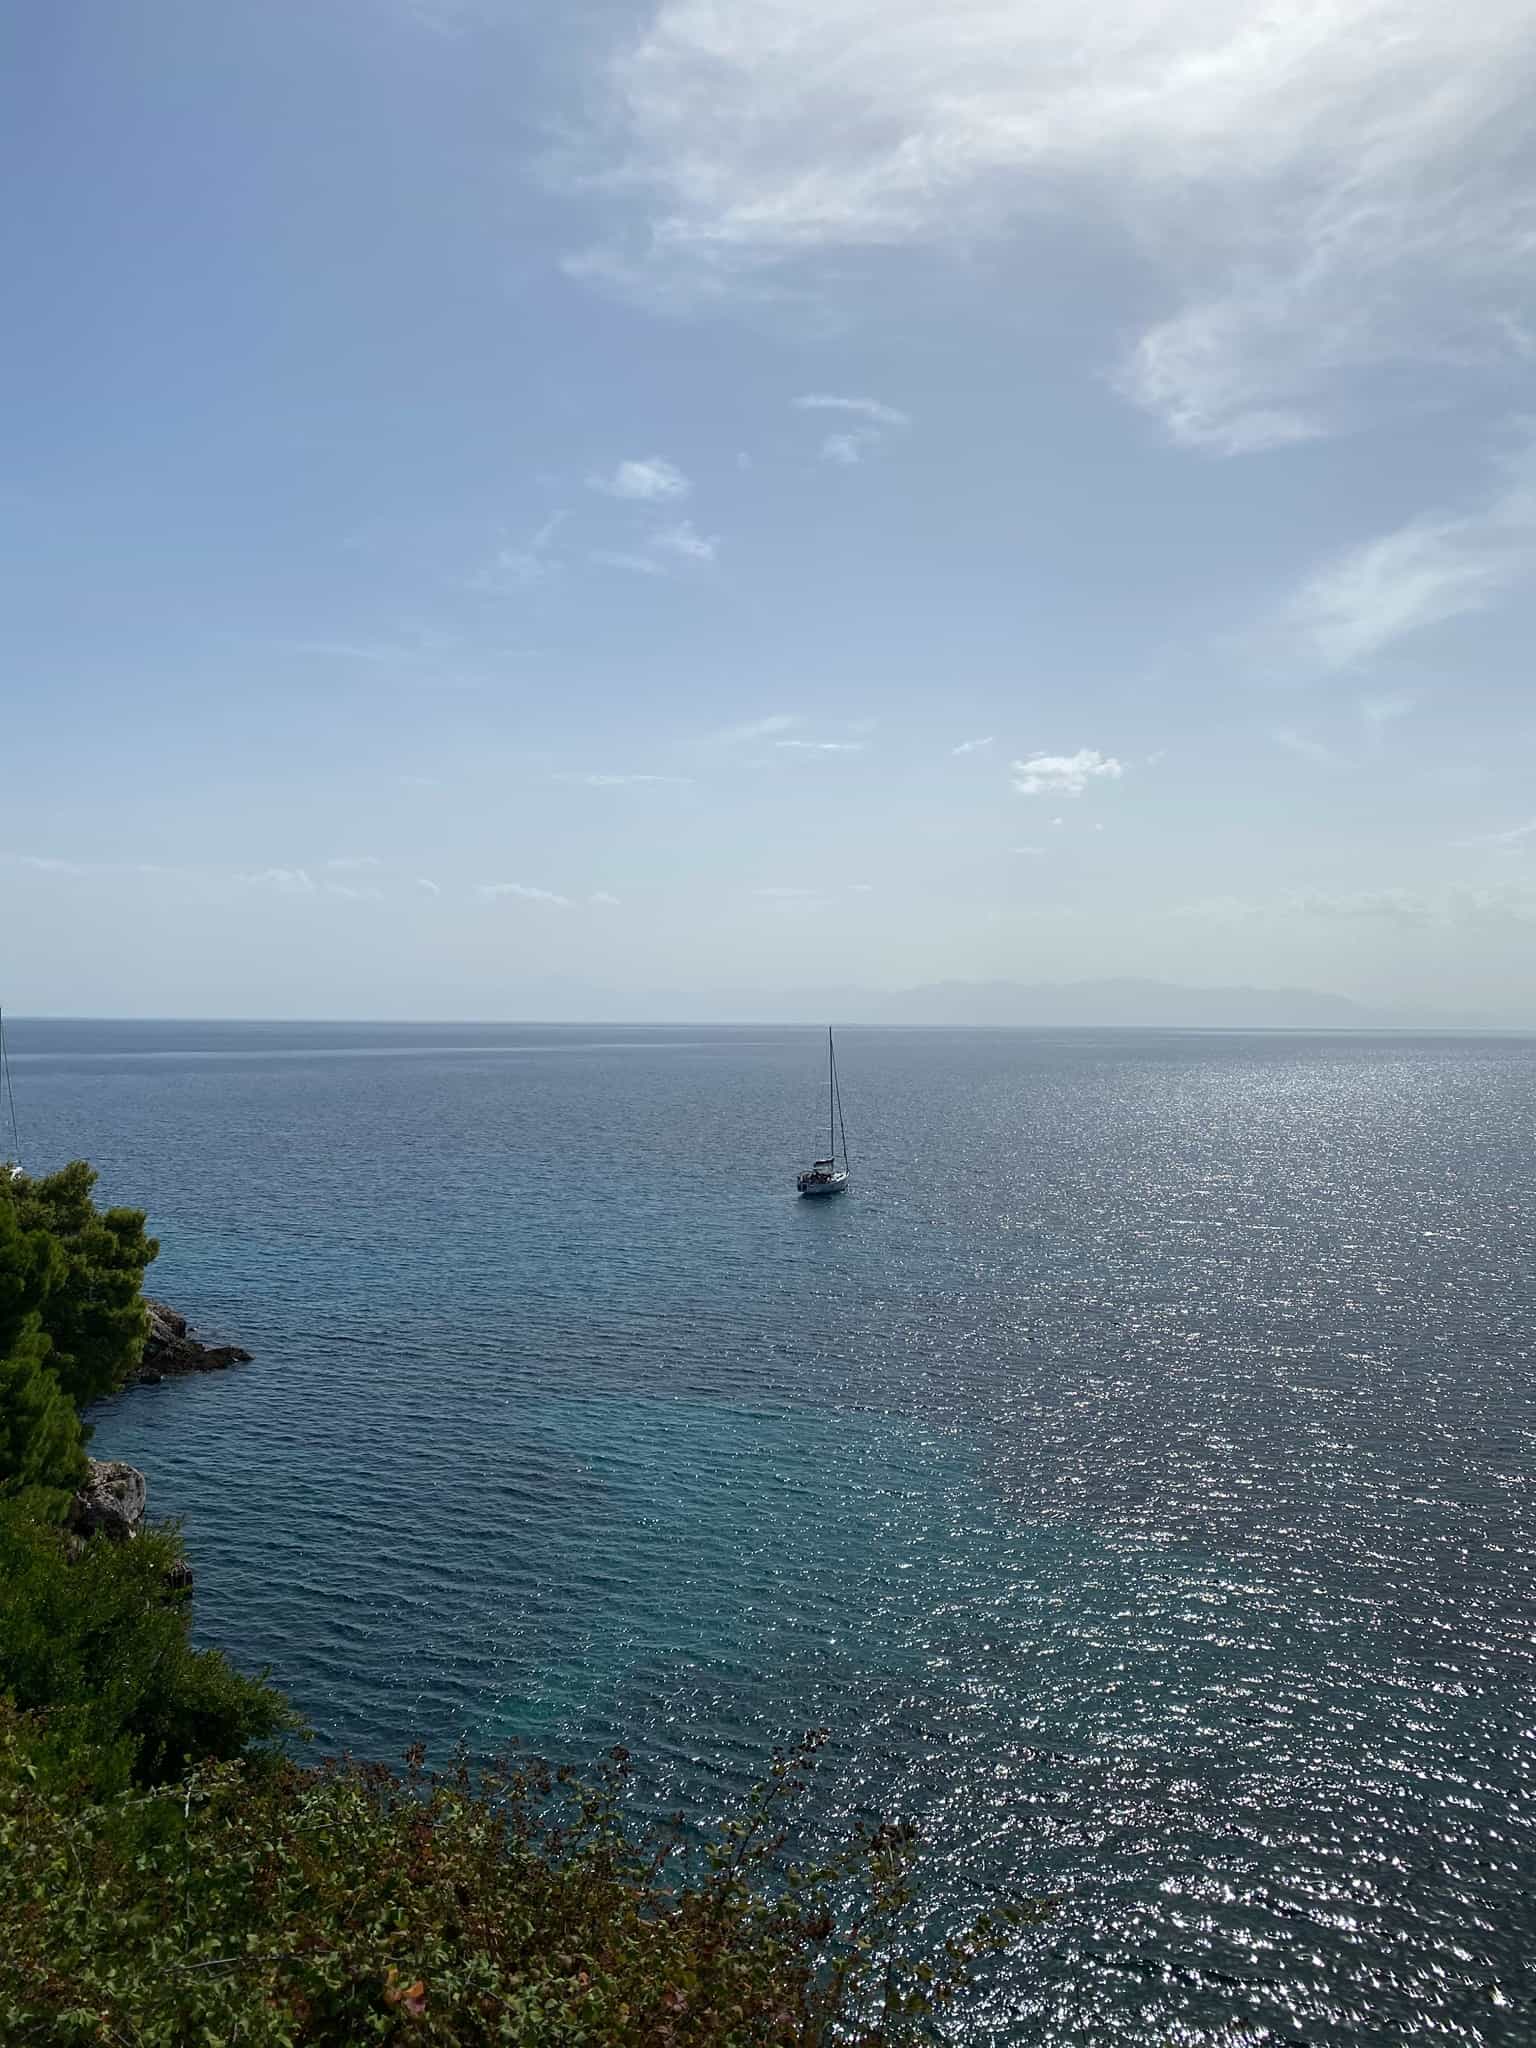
[796,1026,850,1197]
[0,1008,22,1178]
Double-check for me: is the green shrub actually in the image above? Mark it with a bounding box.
[0,1161,159,1406]
[0,1195,86,1508]
[0,1720,1023,2045]
[0,1499,293,1798]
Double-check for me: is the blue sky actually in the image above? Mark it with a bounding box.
[3,0,1534,1019]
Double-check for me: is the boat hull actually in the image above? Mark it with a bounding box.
[797,1171,849,1198]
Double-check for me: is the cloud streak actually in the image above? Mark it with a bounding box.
[1279,446,1536,668]
[566,0,1536,454]
[794,393,910,428]
[477,881,572,905]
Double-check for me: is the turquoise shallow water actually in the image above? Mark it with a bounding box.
[9,1020,1536,2044]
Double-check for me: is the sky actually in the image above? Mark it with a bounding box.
[3,0,1535,1021]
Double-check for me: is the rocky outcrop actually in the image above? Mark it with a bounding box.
[67,1458,147,1543]
[135,1300,252,1385]
[65,1457,194,1595]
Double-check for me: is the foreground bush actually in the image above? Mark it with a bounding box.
[0,1499,292,1798]
[0,1720,1021,2045]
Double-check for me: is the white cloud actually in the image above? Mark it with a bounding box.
[416,877,442,896]
[1012,844,1045,855]
[326,855,380,872]
[651,518,718,562]
[776,738,867,752]
[591,549,668,576]
[754,885,817,898]
[477,881,572,905]
[590,890,622,905]
[556,771,693,787]
[849,882,875,893]
[242,867,317,895]
[820,432,870,466]
[794,393,910,427]
[1280,457,1536,669]
[325,882,384,902]
[1011,748,1124,797]
[565,0,1536,454]
[715,712,800,742]
[952,736,993,755]
[481,545,552,589]
[587,456,690,502]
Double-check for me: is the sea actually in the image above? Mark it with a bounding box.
[7,1019,1535,2046]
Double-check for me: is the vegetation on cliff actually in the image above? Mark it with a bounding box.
[0,1163,1014,2042]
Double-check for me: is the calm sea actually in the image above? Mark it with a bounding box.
[8,1020,1536,2045]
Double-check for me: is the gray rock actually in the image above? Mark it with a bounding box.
[67,1458,147,1543]
[138,1299,252,1382]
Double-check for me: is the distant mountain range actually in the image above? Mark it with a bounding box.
[664,977,1493,1030]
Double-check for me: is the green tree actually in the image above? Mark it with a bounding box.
[0,1500,292,1797]
[0,1198,84,1506]
[1,1161,159,1405]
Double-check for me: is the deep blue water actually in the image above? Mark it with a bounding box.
[8,1019,1536,2045]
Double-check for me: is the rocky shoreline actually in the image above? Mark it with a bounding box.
[134,1299,253,1385]
[67,1303,253,1577]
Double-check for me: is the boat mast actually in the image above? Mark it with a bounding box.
[834,1039,849,1170]
[827,1026,835,1162]
[0,1009,19,1169]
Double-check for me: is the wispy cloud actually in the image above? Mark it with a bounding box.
[555,771,693,787]
[326,855,381,872]
[587,457,690,502]
[1454,818,1536,849]
[475,510,567,591]
[416,877,442,896]
[794,393,910,428]
[794,394,911,467]
[820,432,870,466]
[951,736,993,756]
[753,885,818,898]
[776,739,867,753]
[1271,726,1337,767]
[280,637,426,666]
[325,882,384,902]
[715,713,800,743]
[651,519,718,562]
[564,1,1536,456]
[241,867,317,895]
[477,881,571,905]
[1360,692,1417,737]
[1011,748,1124,797]
[1178,883,1536,928]
[1278,440,1536,669]
[591,549,668,577]
[590,890,622,906]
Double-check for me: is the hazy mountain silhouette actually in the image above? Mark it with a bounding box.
[479,976,1489,1029]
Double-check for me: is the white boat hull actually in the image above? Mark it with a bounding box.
[797,1169,849,1197]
